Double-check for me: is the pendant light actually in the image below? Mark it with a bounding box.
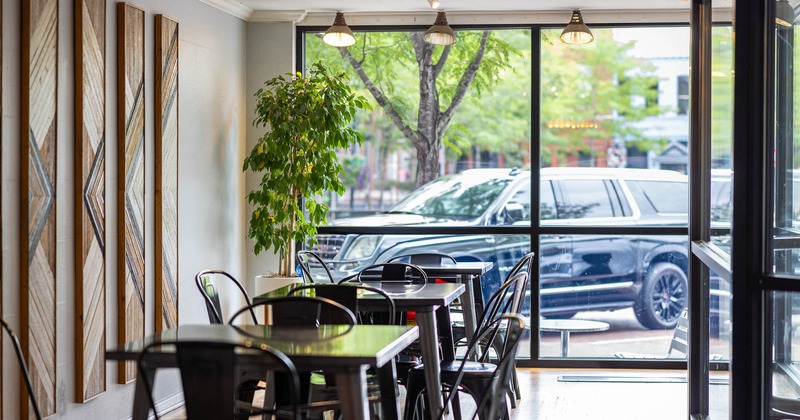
[560,9,594,45]
[776,0,795,27]
[323,12,356,47]
[424,11,456,46]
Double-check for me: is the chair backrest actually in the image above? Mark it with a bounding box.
[439,314,526,420]
[138,340,300,420]
[1,318,42,420]
[666,308,690,357]
[229,296,357,327]
[356,262,428,285]
[194,269,256,324]
[480,271,529,329]
[296,250,335,283]
[388,253,459,283]
[388,253,456,266]
[288,283,397,325]
[507,252,536,280]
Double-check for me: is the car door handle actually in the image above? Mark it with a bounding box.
[484,236,496,244]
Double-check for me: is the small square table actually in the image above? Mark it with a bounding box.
[257,281,464,418]
[106,323,418,420]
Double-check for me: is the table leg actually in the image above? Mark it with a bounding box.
[461,274,479,344]
[416,308,445,417]
[132,367,157,420]
[560,330,570,357]
[377,360,400,420]
[333,366,370,420]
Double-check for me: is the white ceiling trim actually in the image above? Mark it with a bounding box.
[198,0,253,20]
[250,10,309,22]
[294,9,733,26]
[198,1,733,24]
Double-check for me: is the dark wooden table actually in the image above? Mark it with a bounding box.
[106,323,419,420]
[257,282,465,418]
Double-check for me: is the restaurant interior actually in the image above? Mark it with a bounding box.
[0,0,793,418]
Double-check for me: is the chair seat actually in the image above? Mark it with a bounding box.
[411,360,498,377]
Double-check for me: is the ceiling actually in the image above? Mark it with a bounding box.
[237,0,704,13]
[202,0,734,22]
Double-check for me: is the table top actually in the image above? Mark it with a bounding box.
[539,319,610,333]
[107,324,419,369]
[256,282,465,310]
[416,261,493,277]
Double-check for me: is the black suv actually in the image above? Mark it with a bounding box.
[312,167,723,330]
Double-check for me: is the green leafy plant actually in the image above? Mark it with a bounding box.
[244,62,371,276]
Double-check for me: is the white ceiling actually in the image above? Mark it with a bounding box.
[201,0,734,22]
[237,0,731,13]
[237,0,712,13]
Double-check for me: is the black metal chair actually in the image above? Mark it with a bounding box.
[353,262,429,286]
[287,283,398,418]
[230,295,357,327]
[339,274,427,386]
[194,269,257,325]
[230,295,358,417]
[137,340,301,420]
[296,250,336,283]
[453,268,530,407]
[404,314,526,420]
[1,318,42,420]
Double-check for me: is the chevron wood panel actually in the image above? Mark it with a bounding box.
[117,2,145,384]
[155,15,179,333]
[21,0,58,417]
[75,0,105,402]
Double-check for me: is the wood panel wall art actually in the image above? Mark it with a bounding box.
[117,2,145,384]
[20,0,58,417]
[154,15,179,333]
[75,0,106,402]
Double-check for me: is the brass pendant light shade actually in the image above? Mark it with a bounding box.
[560,9,594,45]
[776,0,795,27]
[424,11,456,46]
[323,12,356,47]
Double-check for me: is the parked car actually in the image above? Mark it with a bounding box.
[311,167,726,330]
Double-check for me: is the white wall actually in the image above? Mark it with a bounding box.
[2,0,247,418]
[243,22,295,289]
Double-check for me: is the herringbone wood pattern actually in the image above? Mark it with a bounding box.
[21,0,58,417]
[75,0,106,402]
[117,2,145,385]
[155,15,179,333]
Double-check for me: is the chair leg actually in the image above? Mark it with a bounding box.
[402,372,427,420]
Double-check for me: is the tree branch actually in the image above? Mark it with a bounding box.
[432,45,452,80]
[337,46,417,141]
[438,30,491,137]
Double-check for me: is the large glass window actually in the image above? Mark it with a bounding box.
[302,24,735,362]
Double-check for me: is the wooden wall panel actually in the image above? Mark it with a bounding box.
[20,0,58,417]
[154,15,179,333]
[117,2,145,384]
[74,0,105,401]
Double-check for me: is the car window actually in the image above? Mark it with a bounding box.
[389,175,512,219]
[634,180,688,214]
[557,179,616,219]
[504,182,531,223]
[541,180,557,220]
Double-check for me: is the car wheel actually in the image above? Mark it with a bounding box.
[634,262,688,330]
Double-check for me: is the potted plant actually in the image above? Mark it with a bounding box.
[244,62,370,277]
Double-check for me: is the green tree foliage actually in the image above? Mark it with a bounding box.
[541,28,664,165]
[307,30,519,187]
[243,62,370,275]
